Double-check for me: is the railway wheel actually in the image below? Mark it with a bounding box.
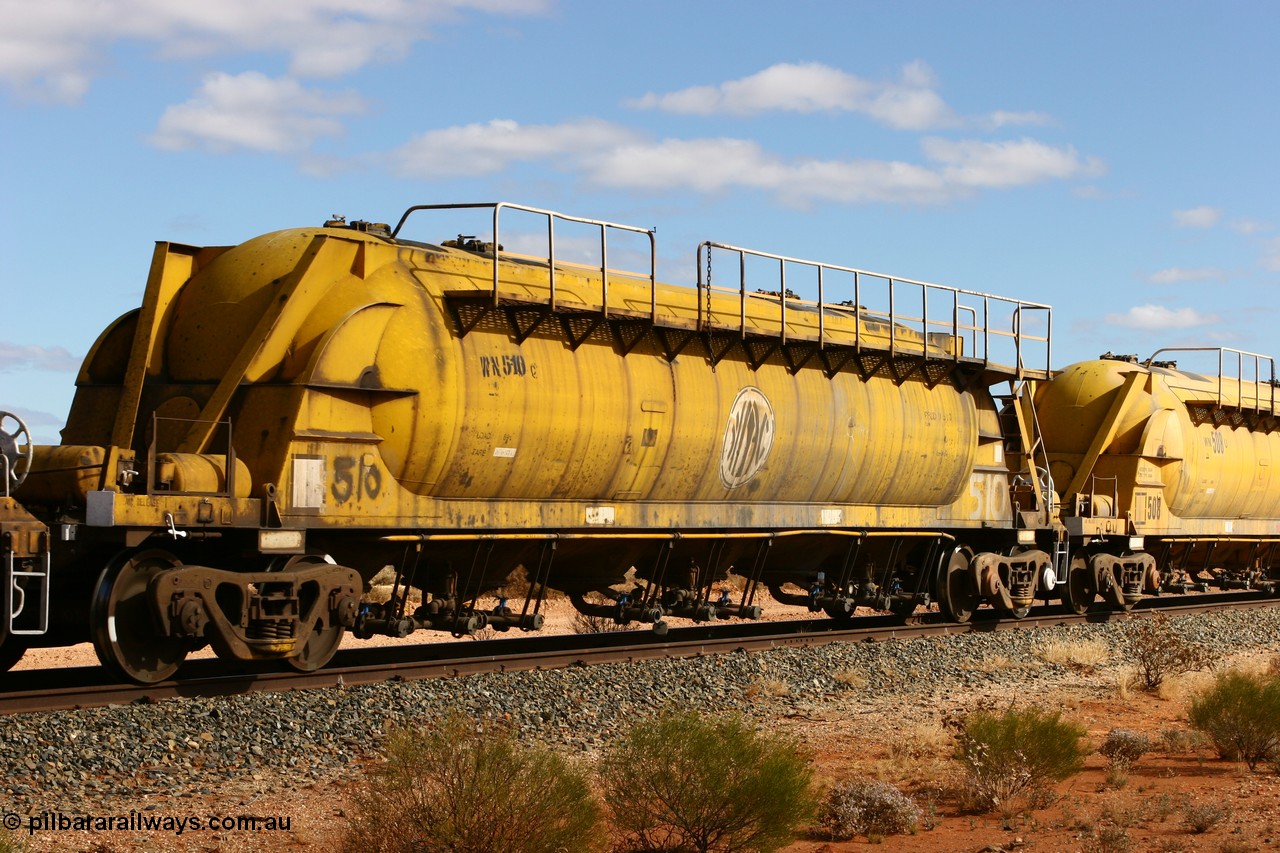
[90,549,189,684]
[0,639,26,673]
[998,600,1031,619]
[936,548,977,623]
[283,555,346,672]
[1064,555,1095,615]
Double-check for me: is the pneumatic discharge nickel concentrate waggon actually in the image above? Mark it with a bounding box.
[1,202,1277,684]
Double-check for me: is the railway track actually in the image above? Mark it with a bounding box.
[2,592,1276,716]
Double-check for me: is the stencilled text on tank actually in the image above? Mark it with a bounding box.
[331,455,382,505]
[720,387,776,489]
[478,354,531,378]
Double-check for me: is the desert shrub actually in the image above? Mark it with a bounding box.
[1038,637,1111,670]
[833,669,867,689]
[342,712,602,853]
[1158,727,1209,754]
[1149,792,1178,822]
[1182,800,1229,833]
[1082,825,1133,853]
[954,706,1088,813]
[569,593,633,634]
[496,564,564,602]
[571,610,632,633]
[599,710,815,853]
[743,678,792,700]
[1100,794,1150,828]
[1187,668,1280,770]
[1100,728,1150,787]
[1120,614,1215,691]
[1100,729,1151,769]
[0,829,25,853]
[887,721,953,764]
[817,780,921,840]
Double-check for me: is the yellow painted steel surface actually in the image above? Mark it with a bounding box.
[1037,358,1280,531]
[51,224,1014,532]
[18,445,106,505]
[0,497,45,558]
[156,453,251,498]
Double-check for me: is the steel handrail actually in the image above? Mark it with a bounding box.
[696,240,1051,374]
[1144,346,1277,412]
[392,202,657,321]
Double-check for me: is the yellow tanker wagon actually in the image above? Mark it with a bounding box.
[4,202,1058,683]
[1035,350,1280,612]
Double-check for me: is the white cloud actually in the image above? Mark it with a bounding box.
[391,118,640,178]
[7,406,64,429]
[920,137,1105,189]
[629,61,1059,134]
[1261,237,1280,272]
[1104,304,1221,330]
[0,0,548,102]
[1230,217,1271,236]
[985,110,1054,129]
[1173,206,1222,228]
[1147,267,1227,284]
[583,138,955,205]
[149,72,365,153]
[585,138,785,193]
[0,342,81,373]
[390,118,1104,206]
[628,60,958,130]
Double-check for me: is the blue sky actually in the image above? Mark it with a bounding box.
[2,1,1277,444]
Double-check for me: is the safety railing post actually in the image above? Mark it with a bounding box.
[817,266,826,348]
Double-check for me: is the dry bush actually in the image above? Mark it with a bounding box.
[744,678,792,700]
[570,610,632,634]
[888,722,953,764]
[0,829,25,853]
[365,584,423,608]
[1082,825,1133,853]
[1120,614,1216,692]
[1039,637,1111,670]
[1100,729,1151,770]
[1218,842,1254,853]
[1113,666,1138,700]
[342,713,602,853]
[954,706,1088,816]
[600,710,815,853]
[817,780,922,841]
[1157,728,1210,755]
[495,564,564,602]
[1099,793,1151,828]
[833,669,867,689]
[962,653,1014,674]
[1187,668,1280,770]
[1155,668,1215,703]
[1182,800,1229,833]
[367,565,399,586]
[569,593,634,634]
[877,722,955,786]
[1148,792,1179,822]
[1100,729,1151,788]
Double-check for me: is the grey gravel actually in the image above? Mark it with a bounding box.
[2,606,1278,810]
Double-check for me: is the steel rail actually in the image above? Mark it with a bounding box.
[0,592,1276,716]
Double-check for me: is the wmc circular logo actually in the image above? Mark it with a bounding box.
[720,386,776,489]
